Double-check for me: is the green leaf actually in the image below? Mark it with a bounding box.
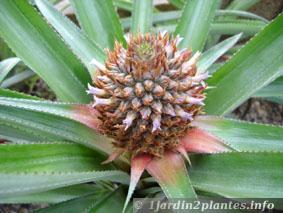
[87,187,125,213]
[113,0,133,12]
[197,33,242,73]
[131,0,153,34]
[0,103,113,155]
[0,38,15,60]
[227,0,260,11]
[0,0,90,102]
[0,184,107,204]
[174,0,220,51]
[122,10,266,30]
[37,187,125,213]
[193,116,283,152]
[1,70,34,88]
[211,19,266,36]
[0,57,21,83]
[0,88,40,100]
[70,0,126,49]
[253,76,283,98]
[190,152,283,197]
[146,152,196,198]
[216,10,269,23]
[154,20,264,37]
[35,0,105,76]
[206,63,224,75]
[0,171,128,198]
[168,0,184,9]
[0,97,101,130]
[0,143,113,173]
[205,14,283,115]
[121,11,180,30]
[0,122,49,143]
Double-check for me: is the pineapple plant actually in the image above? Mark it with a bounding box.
[0,0,282,212]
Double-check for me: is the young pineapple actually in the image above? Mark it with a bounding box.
[88,32,208,157]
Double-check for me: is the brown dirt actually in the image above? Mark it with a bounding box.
[234,98,283,125]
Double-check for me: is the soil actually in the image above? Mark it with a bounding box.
[234,98,283,125]
[1,0,282,212]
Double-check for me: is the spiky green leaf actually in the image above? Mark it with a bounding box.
[1,70,34,88]
[0,184,103,204]
[113,0,133,12]
[0,143,113,173]
[227,0,260,10]
[216,10,268,23]
[70,0,125,49]
[35,0,105,76]
[253,76,283,98]
[174,0,219,51]
[211,19,266,36]
[0,88,40,100]
[0,171,128,198]
[36,187,125,213]
[190,152,283,197]
[131,0,153,34]
[205,14,283,115]
[0,97,101,130]
[0,0,90,102]
[193,116,283,152]
[0,57,21,83]
[168,0,184,8]
[197,33,242,73]
[0,103,112,154]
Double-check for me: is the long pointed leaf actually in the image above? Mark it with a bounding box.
[0,104,113,154]
[217,10,268,23]
[0,88,40,100]
[211,19,266,36]
[122,10,267,30]
[0,143,113,173]
[113,0,133,12]
[227,0,260,10]
[1,70,34,88]
[0,171,128,198]
[205,14,283,115]
[174,0,219,51]
[37,187,125,213]
[155,20,265,37]
[168,0,184,9]
[70,0,126,49]
[193,116,283,152]
[253,76,283,98]
[35,0,105,76]
[0,0,90,102]
[190,152,283,197]
[0,122,50,143]
[0,57,21,83]
[0,184,102,204]
[131,0,153,34]
[197,33,242,73]
[0,97,101,130]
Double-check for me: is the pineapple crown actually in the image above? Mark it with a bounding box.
[87,32,208,156]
